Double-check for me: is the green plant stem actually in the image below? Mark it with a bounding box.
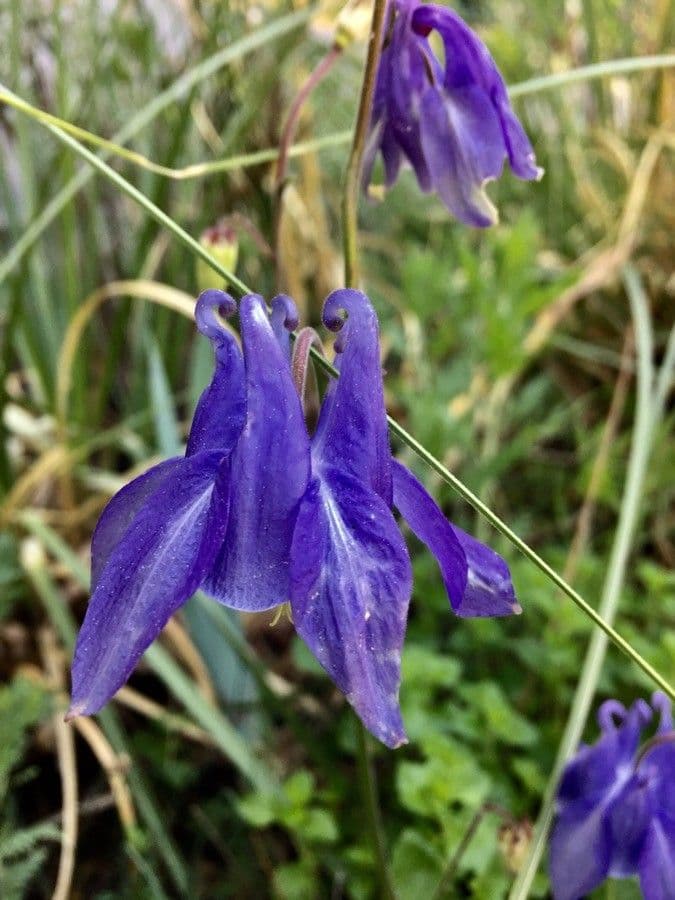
[508,265,671,899]
[432,803,509,900]
[0,86,248,296]
[0,87,352,183]
[3,54,674,190]
[356,721,397,900]
[342,0,389,287]
[383,410,671,704]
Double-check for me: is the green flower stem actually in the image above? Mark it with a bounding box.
[431,803,510,900]
[356,720,397,900]
[0,84,248,297]
[11,93,673,706]
[342,0,389,288]
[508,266,674,899]
[384,413,672,704]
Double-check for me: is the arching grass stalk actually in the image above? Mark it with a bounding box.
[0,87,352,182]
[508,53,675,98]
[7,91,673,706]
[508,266,675,899]
[1,54,673,189]
[0,7,311,297]
[2,51,673,293]
[273,44,344,282]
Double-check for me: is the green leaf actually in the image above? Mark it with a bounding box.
[0,846,49,900]
[273,860,317,900]
[291,809,338,844]
[0,677,49,803]
[391,829,443,900]
[401,645,462,689]
[0,534,24,620]
[460,682,538,747]
[0,823,60,861]
[397,735,491,821]
[283,770,314,808]
[236,792,277,828]
[511,757,547,795]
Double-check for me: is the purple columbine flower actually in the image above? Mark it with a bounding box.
[69,288,520,748]
[549,693,675,900]
[363,0,542,226]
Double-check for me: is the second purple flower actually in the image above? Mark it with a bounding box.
[363,0,542,226]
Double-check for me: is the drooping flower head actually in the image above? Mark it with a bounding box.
[70,288,521,748]
[363,0,542,226]
[550,693,675,900]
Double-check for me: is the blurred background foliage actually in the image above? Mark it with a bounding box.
[0,0,673,897]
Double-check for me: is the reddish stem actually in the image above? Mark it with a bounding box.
[274,45,342,282]
[274,44,343,191]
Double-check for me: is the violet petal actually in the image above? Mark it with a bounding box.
[187,289,246,456]
[91,457,182,591]
[290,469,412,748]
[418,86,501,227]
[637,818,675,900]
[549,802,613,900]
[204,294,310,611]
[412,3,540,182]
[69,451,230,717]
[269,293,299,360]
[391,460,520,617]
[549,699,654,899]
[313,289,392,505]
